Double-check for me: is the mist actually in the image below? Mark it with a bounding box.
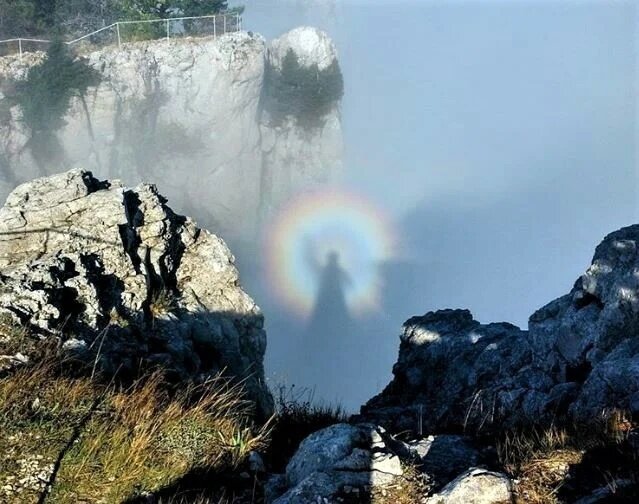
[228,0,637,411]
[0,0,636,413]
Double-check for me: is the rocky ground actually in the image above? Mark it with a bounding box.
[0,170,638,503]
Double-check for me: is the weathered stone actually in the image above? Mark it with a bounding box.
[360,224,639,432]
[425,468,513,504]
[268,423,403,503]
[0,28,343,240]
[358,309,546,431]
[407,435,482,484]
[0,169,273,417]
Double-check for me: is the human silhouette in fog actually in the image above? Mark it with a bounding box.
[298,248,357,405]
[308,250,352,333]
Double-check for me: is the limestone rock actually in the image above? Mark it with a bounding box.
[425,468,513,504]
[0,28,343,240]
[407,435,483,485]
[530,224,639,420]
[269,26,337,71]
[0,169,273,417]
[358,309,547,431]
[259,27,343,218]
[361,224,639,431]
[269,423,403,503]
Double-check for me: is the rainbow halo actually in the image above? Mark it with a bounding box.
[264,188,396,318]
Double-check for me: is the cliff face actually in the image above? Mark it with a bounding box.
[0,27,343,240]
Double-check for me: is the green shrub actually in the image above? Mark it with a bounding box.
[9,40,100,169]
[14,40,100,135]
[264,48,344,130]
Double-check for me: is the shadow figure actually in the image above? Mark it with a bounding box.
[307,250,353,337]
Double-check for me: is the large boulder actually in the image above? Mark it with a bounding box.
[0,169,273,417]
[358,309,561,431]
[529,224,639,420]
[361,224,639,431]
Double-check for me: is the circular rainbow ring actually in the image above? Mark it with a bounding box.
[263,188,397,318]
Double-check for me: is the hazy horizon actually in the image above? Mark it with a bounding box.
[231,0,637,410]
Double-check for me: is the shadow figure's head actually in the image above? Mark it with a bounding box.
[327,250,340,267]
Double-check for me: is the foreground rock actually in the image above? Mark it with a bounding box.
[0,169,273,417]
[360,224,639,432]
[425,468,513,504]
[267,423,403,503]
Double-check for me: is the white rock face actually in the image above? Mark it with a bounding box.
[259,26,343,219]
[425,468,513,504]
[268,423,403,503]
[269,26,337,70]
[0,27,343,240]
[0,169,273,417]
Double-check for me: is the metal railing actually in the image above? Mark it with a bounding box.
[0,12,243,59]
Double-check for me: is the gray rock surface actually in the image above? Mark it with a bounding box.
[269,423,403,503]
[0,28,343,240]
[0,169,273,417]
[425,468,513,504]
[407,435,483,485]
[360,224,639,432]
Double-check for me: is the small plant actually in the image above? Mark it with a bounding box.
[150,289,176,318]
[0,313,31,356]
[108,308,129,328]
[370,463,430,504]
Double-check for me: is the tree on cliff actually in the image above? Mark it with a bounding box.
[0,0,238,39]
[265,48,344,129]
[12,40,100,171]
[120,0,231,19]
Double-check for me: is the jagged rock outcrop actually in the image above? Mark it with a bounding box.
[0,169,273,417]
[360,224,639,432]
[0,27,343,240]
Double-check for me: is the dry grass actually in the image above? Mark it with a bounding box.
[265,385,346,472]
[370,463,429,504]
[0,313,37,357]
[497,412,636,504]
[0,361,269,504]
[150,289,177,319]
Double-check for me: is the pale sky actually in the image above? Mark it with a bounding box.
[234,0,637,408]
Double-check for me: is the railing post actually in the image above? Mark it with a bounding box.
[213,15,216,37]
[116,23,121,48]
[18,39,22,59]
[223,14,226,34]
[166,19,170,42]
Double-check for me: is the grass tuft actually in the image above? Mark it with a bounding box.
[264,385,346,472]
[497,412,637,504]
[149,289,177,319]
[0,360,268,503]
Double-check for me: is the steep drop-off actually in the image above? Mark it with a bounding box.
[0,27,343,240]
